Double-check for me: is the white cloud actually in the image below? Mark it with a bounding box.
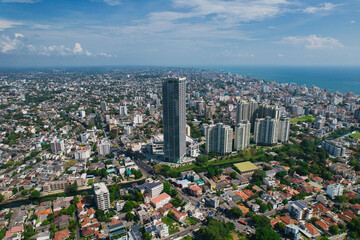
[0,19,22,31]
[103,0,121,5]
[280,35,344,49]
[0,33,113,57]
[0,33,24,53]
[303,2,337,14]
[97,52,112,57]
[73,42,83,54]
[350,20,355,24]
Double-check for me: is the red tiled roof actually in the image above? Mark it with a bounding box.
[35,208,52,216]
[54,229,70,240]
[305,223,320,236]
[316,220,330,230]
[150,193,170,205]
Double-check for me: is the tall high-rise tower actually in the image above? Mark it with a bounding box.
[162,77,186,163]
[254,117,279,146]
[234,120,251,151]
[236,100,258,132]
[205,123,233,155]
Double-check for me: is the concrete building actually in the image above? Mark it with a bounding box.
[254,117,279,146]
[101,101,107,111]
[98,139,111,156]
[150,193,171,210]
[133,114,143,125]
[205,123,233,155]
[74,146,91,160]
[326,184,344,199]
[236,100,258,131]
[278,116,290,143]
[51,139,65,154]
[234,161,258,176]
[315,115,326,130]
[288,200,313,221]
[258,104,280,119]
[136,181,164,199]
[234,120,250,151]
[119,106,128,116]
[162,77,186,163]
[321,141,345,157]
[156,223,169,238]
[93,182,110,211]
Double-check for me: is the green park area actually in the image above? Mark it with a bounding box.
[350,132,360,139]
[290,115,315,124]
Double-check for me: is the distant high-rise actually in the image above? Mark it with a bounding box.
[205,123,233,155]
[236,100,258,132]
[234,120,251,151]
[93,182,110,211]
[278,116,290,143]
[254,117,279,146]
[162,77,186,163]
[51,139,65,154]
[98,139,111,156]
[119,106,128,116]
[258,104,280,119]
[101,101,107,111]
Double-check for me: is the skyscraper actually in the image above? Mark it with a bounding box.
[51,139,65,154]
[234,120,251,151]
[258,104,280,119]
[278,116,290,143]
[254,117,279,146]
[162,77,186,163]
[236,100,258,132]
[205,123,233,155]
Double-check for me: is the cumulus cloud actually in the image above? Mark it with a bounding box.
[280,35,344,49]
[0,33,112,57]
[0,33,24,53]
[303,2,338,14]
[0,19,22,31]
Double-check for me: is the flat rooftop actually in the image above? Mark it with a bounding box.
[234,161,258,173]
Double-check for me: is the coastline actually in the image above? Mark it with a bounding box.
[199,65,360,95]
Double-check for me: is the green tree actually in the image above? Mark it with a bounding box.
[143,232,152,240]
[125,212,135,221]
[66,182,78,194]
[229,207,243,219]
[329,225,339,235]
[253,227,280,240]
[122,201,135,212]
[30,190,41,199]
[275,222,286,232]
[0,194,4,202]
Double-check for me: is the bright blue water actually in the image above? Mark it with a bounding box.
[201,66,360,94]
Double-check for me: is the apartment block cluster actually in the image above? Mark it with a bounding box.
[204,101,290,155]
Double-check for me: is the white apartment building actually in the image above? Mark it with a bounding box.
[326,184,344,199]
[98,139,111,156]
[94,182,110,211]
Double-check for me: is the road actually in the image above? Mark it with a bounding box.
[133,159,153,177]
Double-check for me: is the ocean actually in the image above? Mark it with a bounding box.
[202,66,360,95]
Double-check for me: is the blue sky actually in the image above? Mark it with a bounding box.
[0,0,359,67]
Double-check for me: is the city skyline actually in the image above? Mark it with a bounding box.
[1,0,360,67]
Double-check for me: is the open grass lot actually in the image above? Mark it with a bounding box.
[350,132,360,139]
[291,115,315,124]
[162,216,180,234]
[185,217,198,226]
